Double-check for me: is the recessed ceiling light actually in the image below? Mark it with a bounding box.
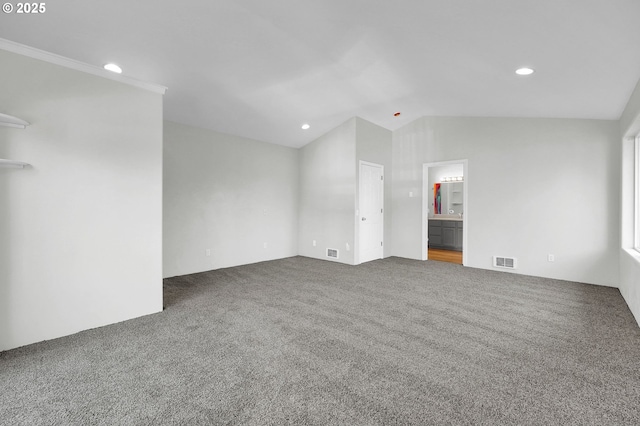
[301,123,310,130]
[103,63,122,74]
[515,67,534,76]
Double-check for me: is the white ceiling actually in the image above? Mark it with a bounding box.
[1,0,640,148]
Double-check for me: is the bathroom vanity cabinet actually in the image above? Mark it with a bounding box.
[428,219,463,251]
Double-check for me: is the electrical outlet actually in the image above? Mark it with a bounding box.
[548,254,554,262]
[346,243,350,251]
[312,240,316,247]
[263,242,268,249]
[206,249,211,256]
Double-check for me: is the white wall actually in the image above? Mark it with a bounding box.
[619,77,640,325]
[298,118,357,264]
[163,121,299,278]
[297,117,393,265]
[392,117,620,287]
[0,50,163,351]
[355,117,393,259]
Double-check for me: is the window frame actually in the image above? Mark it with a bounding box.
[635,136,640,252]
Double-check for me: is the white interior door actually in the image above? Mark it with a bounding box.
[359,161,384,264]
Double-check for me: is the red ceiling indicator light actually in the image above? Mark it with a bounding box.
[393,112,401,117]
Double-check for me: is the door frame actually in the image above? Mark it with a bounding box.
[422,160,468,265]
[357,160,384,265]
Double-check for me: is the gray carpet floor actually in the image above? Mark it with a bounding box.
[1,256,640,425]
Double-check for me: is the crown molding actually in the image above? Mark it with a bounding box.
[0,38,167,95]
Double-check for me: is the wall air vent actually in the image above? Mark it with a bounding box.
[493,256,517,269]
[327,248,339,259]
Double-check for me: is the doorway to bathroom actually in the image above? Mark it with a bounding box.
[422,160,468,266]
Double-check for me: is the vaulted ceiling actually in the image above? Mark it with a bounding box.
[1,0,640,147]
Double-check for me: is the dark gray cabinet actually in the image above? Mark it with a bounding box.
[428,220,463,251]
[453,221,463,251]
[428,221,442,246]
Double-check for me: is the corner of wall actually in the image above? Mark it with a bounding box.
[621,77,640,139]
[297,118,357,265]
[618,75,640,326]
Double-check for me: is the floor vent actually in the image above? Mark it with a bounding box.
[493,256,517,269]
[327,248,339,259]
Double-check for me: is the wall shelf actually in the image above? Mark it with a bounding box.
[0,113,30,129]
[0,158,29,168]
[1,113,30,168]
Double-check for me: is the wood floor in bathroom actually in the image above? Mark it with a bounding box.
[428,248,463,265]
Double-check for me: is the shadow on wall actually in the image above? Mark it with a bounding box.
[0,155,30,350]
[0,167,13,350]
